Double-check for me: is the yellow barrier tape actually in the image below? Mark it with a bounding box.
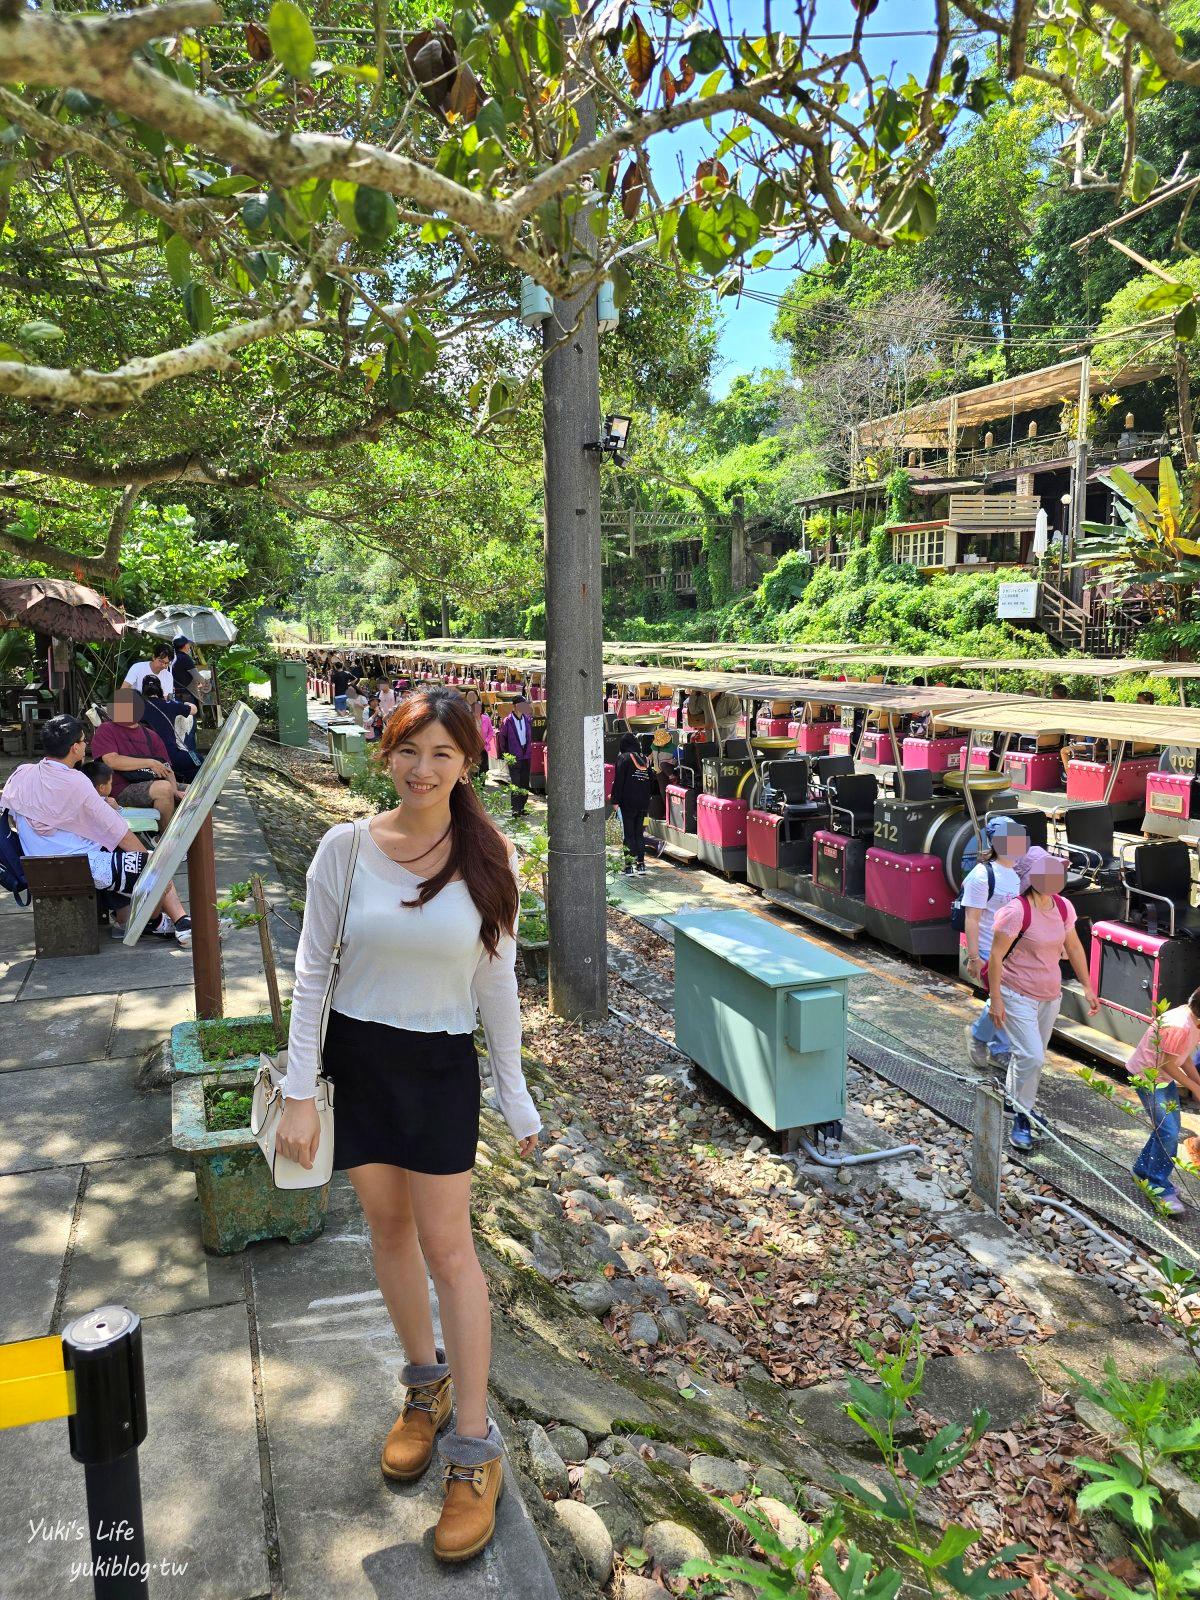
[0,1335,76,1430]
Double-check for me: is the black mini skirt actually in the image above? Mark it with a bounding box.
[322,1010,480,1174]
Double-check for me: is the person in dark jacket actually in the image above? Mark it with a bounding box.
[140,676,201,784]
[498,696,534,817]
[612,732,652,872]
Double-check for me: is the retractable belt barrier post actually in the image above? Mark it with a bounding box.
[0,1305,150,1599]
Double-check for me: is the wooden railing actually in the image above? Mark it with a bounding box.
[947,492,1040,534]
[645,569,698,593]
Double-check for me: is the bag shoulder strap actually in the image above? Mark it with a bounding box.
[1053,892,1069,924]
[319,820,363,1052]
[985,862,995,898]
[1004,893,1034,961]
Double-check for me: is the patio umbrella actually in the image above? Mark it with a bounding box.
[0,577,126,642]
[132,603,238,645]
[1032,507,1050,559]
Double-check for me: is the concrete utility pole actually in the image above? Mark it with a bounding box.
[542,79,608,1022]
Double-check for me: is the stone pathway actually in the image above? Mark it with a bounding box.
[0,763,560,1600]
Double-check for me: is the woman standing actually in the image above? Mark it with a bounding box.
[611,731,652,873]
[987,846,1098,1150]
[275,687,541,1562]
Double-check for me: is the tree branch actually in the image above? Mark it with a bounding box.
[0,232,344,409]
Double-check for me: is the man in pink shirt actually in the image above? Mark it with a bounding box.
[1,714,192,945]
[1124,989,1200,1213]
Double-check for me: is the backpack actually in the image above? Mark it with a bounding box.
[0,809,30,906]
[980,891,1069,988]
[950,861,994,934]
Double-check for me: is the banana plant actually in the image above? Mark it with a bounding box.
[1074,458,1200,626]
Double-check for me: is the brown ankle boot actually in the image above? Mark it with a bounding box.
[433,1424,505,1563]
[381,1362,453,1482]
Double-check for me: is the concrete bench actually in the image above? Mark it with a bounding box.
[21,855,99,958]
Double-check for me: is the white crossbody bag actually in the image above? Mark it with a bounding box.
[250,821,363,1189]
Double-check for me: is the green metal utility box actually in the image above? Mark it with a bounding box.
[328,721,366,782]
[672,909,859,1135]
[273,658,310,748]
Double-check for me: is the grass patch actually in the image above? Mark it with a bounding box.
[198,1014,287,1061]
[204,1082,254,1133]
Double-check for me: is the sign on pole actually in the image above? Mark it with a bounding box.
[122,702,259,944]
[996,581,1041,620]
[582,713,605,812]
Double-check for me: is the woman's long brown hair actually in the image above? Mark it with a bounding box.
[376,687,518,956]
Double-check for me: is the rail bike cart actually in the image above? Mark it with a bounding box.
[933,699,1200,1061]
[741,681,1030,950]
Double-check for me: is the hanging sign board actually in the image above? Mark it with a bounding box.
[583,714,605,811]
[997,581,1041,620]
[122,701,259,943]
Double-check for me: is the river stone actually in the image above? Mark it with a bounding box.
[568,1279,616,1316]
[645,1441,691,1473]
[526,1424,570,1498]
[620,1577,672,1600]
[628,1312,660,1348]
[690,1455,748,1495]
[553,1499,614,1584]
[755,1498,810,1552]
[580,1472,645,1551]
[753,1466,795,1503]
[546,1424,589,1464]
[564,1188,605,1218]
[657,1306,689,1343]
[644,1519,710,1575]
[529,1230,565,1281]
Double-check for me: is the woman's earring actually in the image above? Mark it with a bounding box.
[460,771,470,785]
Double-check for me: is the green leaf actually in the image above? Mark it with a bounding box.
[242,195,270,234]
[1138,279,1194,312]
[474,99,507,141]
[1176,302,1198,341]
[16,319,65,344]
[182,281,214,334]
[684,26,724,73]
[831,1472,910,1521]
[163,234,191,289]
[821,1544,903,1600]
[873,87,911,153]
[1129,156,1160,203]
[877,178,938,243]
[1074,1456,1161,1532]
[205,174,258,197]
[267,0,316,79]
[62,88,102,115]
[0,342,29,363]
[894,1524,979,1570]
[353,185,398,249]
[966,75,1009,114]
[941,1544,1030,1598]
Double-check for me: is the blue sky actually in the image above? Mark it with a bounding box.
[649,0,933,394]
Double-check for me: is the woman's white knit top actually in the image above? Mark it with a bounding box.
[283,820,541,1141]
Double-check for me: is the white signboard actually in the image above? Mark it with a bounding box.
[997,581,1041,620]
[583,714,606,811]
[123,701,259,942]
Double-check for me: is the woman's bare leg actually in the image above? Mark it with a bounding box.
[348,1163,438,1366]
[408,1170,490,1438]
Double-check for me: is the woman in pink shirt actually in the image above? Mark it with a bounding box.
[1124,990,1200,1213]
[988,847,1098,1151]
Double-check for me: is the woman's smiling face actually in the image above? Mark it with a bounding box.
[387,719,471,808]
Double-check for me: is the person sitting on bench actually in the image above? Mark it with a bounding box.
[139,675,201,783]
[91,685,186,832]
[0,714,192,946]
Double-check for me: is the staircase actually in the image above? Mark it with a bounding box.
[1038,578,1153,657]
